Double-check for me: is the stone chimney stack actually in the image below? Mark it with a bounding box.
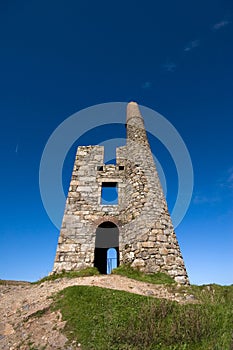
[126,102,150,148]
[126,101,143,122]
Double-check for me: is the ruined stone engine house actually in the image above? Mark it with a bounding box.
[53,102,189,284]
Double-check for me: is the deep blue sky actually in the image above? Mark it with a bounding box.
[1,0,232,284]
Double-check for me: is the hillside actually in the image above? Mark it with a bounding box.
[0,272,232,350]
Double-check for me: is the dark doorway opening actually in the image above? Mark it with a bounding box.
[94,221,119,274]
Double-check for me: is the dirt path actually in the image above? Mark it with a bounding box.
[0,275,195,349]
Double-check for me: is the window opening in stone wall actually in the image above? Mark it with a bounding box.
[119,166,124,170]
[101,182,118,205]
[97,166,103,171]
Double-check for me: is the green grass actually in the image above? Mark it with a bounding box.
[33,267,100,284]
[112,264,175,285]
[33,264,175,285]
[52,284,233,350]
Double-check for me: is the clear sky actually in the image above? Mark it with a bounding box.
[0,0,232,284]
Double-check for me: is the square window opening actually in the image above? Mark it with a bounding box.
[101,182,118,205]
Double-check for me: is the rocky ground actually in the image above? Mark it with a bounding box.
[0,275,196,350]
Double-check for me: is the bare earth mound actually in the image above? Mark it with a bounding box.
[0,275,196,350]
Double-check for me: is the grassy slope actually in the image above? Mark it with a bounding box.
[52,283,233,350]
[2,267,231,349]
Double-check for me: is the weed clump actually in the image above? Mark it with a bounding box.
[34,267,99,284]
[112,264,175,285]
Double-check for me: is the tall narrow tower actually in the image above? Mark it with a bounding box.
[53,102,189,284]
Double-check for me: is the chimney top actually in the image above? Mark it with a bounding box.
[126,101,143,123]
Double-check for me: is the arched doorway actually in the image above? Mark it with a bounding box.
[94,221,119,274]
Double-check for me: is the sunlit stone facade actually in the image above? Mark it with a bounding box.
[53,102,189,284]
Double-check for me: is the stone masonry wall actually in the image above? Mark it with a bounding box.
[53,102,189,284]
